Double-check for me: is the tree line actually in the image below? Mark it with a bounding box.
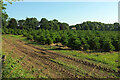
[70,21,120,31]
[2,18,69,30]
[2,17,120,31]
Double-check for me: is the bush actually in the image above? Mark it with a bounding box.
[83,44,90,50]
[27,35,33,40]
[112,39,120,51]
[39,36,46,44]
[67,35,81,50]
[102,40,115,52]
[88,37,100,50]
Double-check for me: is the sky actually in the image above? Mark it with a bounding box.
[5,2,118,25]
[4,0,120,2]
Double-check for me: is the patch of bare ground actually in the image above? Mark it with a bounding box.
[2,36,118,78]
[3,38,76,78]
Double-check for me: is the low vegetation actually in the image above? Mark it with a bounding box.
[2,29,120,52]
[2,52,48,78]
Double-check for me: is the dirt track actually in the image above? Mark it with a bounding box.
[2,36,118,78]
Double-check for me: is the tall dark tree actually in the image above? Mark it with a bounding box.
[18,20,25,29]
[7,18,17,29]
[24,18,39,30]
[1,2,8,28]
[58,22,69,30]
[40,18,49,30]
[114,23,120,31]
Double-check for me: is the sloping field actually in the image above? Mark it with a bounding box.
[2,35,119,78]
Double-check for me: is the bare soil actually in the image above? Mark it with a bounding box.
[2,36,118,78]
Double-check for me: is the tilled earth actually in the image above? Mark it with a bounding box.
[2,36,119,78]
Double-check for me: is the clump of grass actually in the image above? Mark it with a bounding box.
[2,55,33,78]
[2,52,47,78]
[51,50,119,71]
[50,58,89,77]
